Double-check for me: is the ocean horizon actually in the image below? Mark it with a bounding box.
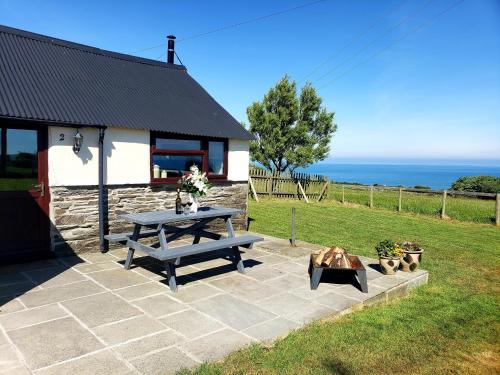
[298,161,500,189]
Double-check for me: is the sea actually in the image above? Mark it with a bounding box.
[297,160,500,190]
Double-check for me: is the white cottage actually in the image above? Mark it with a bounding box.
[0,25,253,263]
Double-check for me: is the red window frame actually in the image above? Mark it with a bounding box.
[150,132,228,185]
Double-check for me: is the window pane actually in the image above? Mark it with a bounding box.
[155,138,201,150]
[0,129,38,191]
[208,141,224,175]
[152,154,203,178]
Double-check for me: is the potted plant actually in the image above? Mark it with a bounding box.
[375,239,404,275]
[179,165,211,213]
[397,241,424,272]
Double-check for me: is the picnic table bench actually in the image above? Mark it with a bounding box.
[104,207,263,292]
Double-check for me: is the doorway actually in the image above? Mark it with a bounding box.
[0,125,51,264]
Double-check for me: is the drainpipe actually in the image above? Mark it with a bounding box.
[98,127,107,252]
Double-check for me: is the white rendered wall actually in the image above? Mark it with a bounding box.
[48,127,100,186]
[48,126,250,185]
[227,139,250,181]
[104,128,150,185]
[48,126,150,186]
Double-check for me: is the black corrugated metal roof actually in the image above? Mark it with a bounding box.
[0,25,253,140]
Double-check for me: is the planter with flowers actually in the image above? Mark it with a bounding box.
[179,165,211,213]
[397,241,424,272]
[375,239,404,275]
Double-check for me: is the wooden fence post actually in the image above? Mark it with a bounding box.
[441,190,447,219]
[369,186,374,208]
[398,188,402,212]
[317,181,329,202]
[496,193,500,226]
[297,181,309,203]
[268,173,273,198]
[248,176,259,202]
[291,207,296,247]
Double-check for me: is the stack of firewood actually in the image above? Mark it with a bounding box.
[313,246,351,268]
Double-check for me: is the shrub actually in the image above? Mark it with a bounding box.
[451,176,500,193]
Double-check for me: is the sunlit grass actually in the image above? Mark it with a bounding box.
[180,199,500,375]
[327,184,496,224]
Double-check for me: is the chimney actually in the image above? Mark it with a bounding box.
[167,35,176,64]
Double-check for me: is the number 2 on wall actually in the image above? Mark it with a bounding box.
[59,134,65,141]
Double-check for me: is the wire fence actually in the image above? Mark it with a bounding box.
[248,168,500,226]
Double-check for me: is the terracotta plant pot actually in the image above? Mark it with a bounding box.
[399,248,424,272]
[379,256,401,275]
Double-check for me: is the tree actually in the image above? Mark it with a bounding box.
[246,75,336,172]
[451,176,500,193]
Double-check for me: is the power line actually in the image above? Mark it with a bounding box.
[312,0,437,84]
[299,0,411,83]
[317,0,465,90]
[129,0,329,55]
[178,0,329,43]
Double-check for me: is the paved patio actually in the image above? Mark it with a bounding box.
[0,233,428,374]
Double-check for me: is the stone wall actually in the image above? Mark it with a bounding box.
[50,182,248,255]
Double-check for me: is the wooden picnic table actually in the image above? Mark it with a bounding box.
[105,207,263,291]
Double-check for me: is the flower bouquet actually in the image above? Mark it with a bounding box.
[179,165,211,213]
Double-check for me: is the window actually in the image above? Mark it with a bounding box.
[0,128,38,191]
[208,141,224,175]
[151,133,227,183]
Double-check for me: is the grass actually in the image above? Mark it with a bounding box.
[0,165,37,191]
[327,184,497,224]
[180,199,500,375]
[0,178,37,191]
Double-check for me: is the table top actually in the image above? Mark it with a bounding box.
[119,207,243,226]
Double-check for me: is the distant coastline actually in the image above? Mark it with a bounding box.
[316,158,500,167]
[298,161,500,190]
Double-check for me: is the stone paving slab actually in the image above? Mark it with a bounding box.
[179,328,254,362]
[62,292,142,328]
[114,330,184,359]
[131,294,188,318]
[19,280,105,308]
[23,267,86,289]
[8,317,103,370]
[0,297,25,315]
[242,317,300,343]
[130,347,198,375]
[159,309,225,339]
[92,315,165,345]
[35,350,132,375]
[191,294,277,330]
[0,233,428,374]
[0,304,67,332]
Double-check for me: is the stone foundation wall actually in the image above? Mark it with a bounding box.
[50,182,248,255]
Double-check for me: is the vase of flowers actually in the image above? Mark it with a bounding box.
[375,239,404,275]
[179,165,211,213]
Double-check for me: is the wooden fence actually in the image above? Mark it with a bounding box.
[248,168,500,226]
[248,167,329,202]
[329,183,500,226]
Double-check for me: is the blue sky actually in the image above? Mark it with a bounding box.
[1,0,499,162]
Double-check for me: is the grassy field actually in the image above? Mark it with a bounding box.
[327,184,497,224]
[181,199,500,375]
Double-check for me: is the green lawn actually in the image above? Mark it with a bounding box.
[181,199,500,375]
